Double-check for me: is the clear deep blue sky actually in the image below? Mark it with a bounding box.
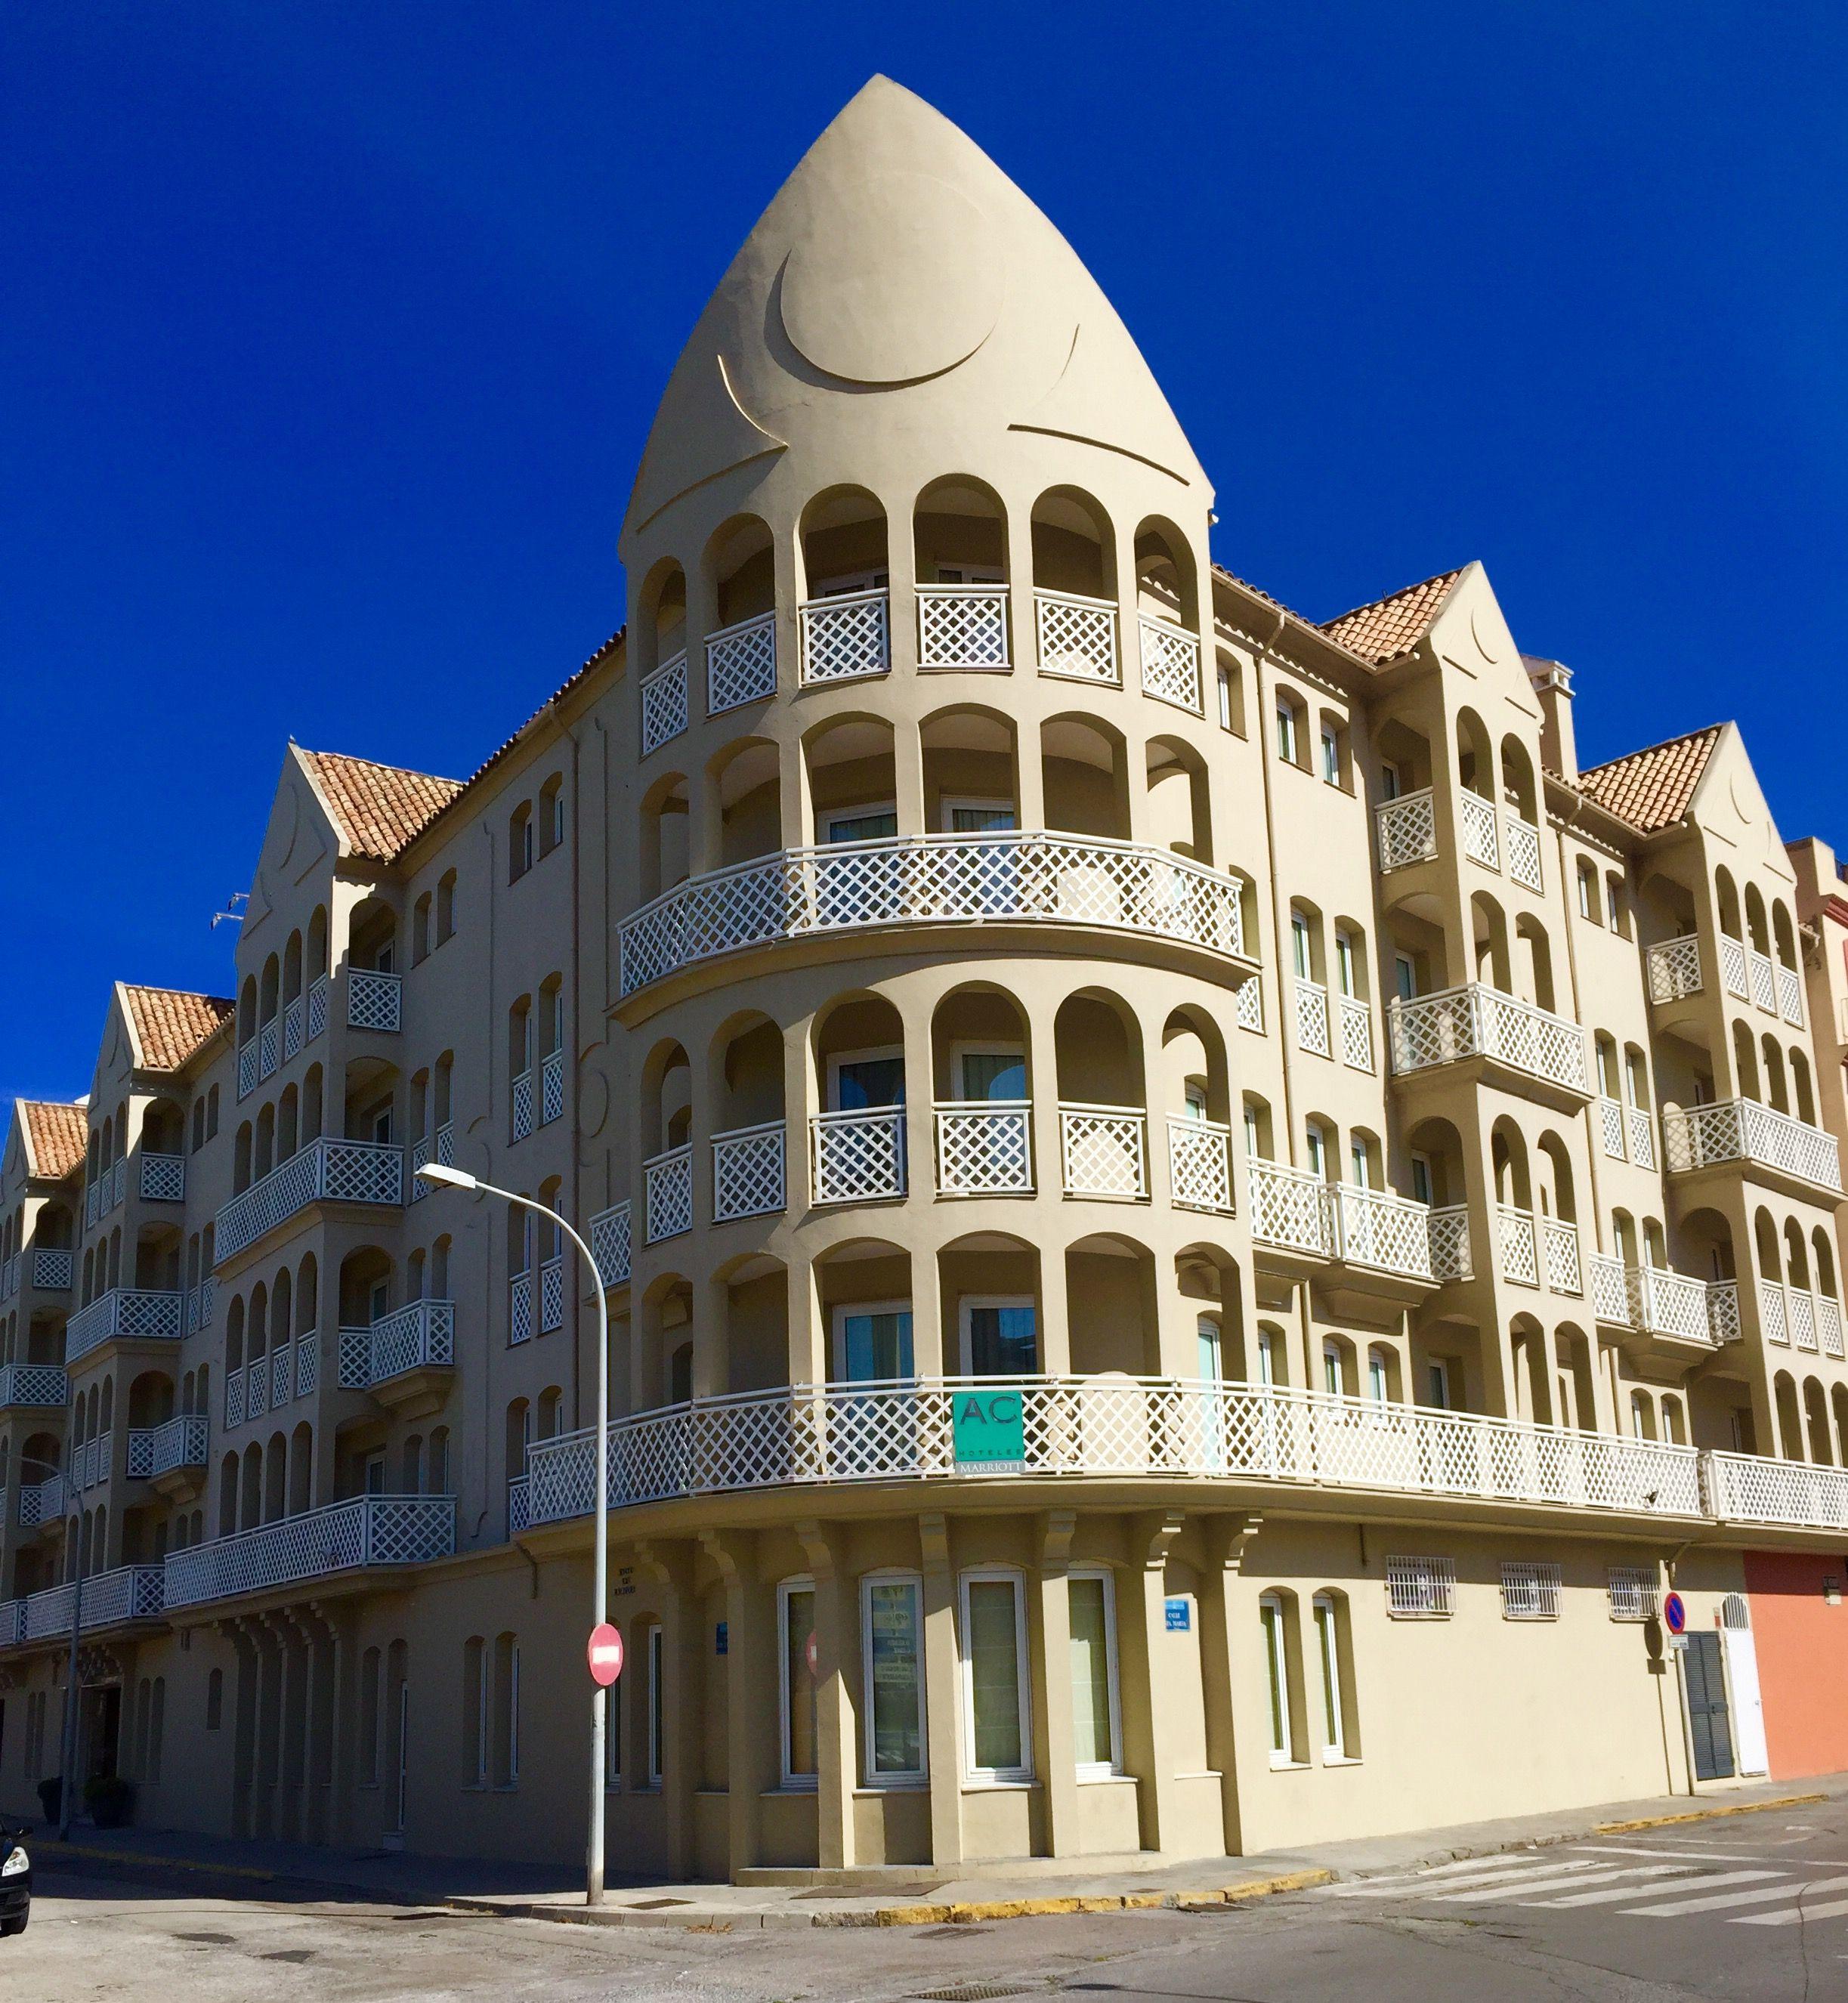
[5,4,1846,1114]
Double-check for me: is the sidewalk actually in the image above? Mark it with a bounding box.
[29,1770,1847,1930]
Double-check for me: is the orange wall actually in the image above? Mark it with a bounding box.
[1744,1551,1848,1779]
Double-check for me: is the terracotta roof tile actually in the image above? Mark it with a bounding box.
[122,985,234,1072]
[22,1100,86,1180]
[1320,567,1466,665]
[298,748,464,863]
[1578,725,1726,834]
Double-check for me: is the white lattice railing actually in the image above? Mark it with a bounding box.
[1626,1105,1656,1170]
[591,1202,632,1287]
[1541,1217,1582,1296]
[1598,1096,1627,1159]
[1458,790,1499,869]
[1167,1117,1234,1213]
[706,610,777,714]
[640,649,689,756]
[1646,935,1704,1004]
[936,1103,1034,1196]
[712,1121,786,1222]
[800,590,889,684]
[0,1364,67,1409]
[1136,615,1202,713]
[1248,1159,1333,1257]
[65,1287,185,1364]
[8,1563,166,1645]
[17,1475,63,1527]
[1757,1281,1843,1358]
[1719,934,1749,1000]
[1778,963,1803,1027]
[283,993,304,1061]
[511,1068,535,1142]
[812,1107,907,1205]
[1751,950,1777,1014]
[410,1121,455,1199]
[238,1040,258,1100]
[215,1138,404,1263]
[1058,1104,1146,1200]
[644,1143,694,1243]
[162,1495,455,1610]
[1589,1251,1630,1325]
[1235,978,1263,1033]
[1663,1099,1843,1193]
[619,830,1252,996]
[127,1414,209,1480]
[1328,1183,1447,1281]
[539,1253,564,1333]
[508,1273,533,1346]
[1627,1266,1720,1344]
[1705,1452,1848,1531]
[541,1046,565,1125]
[307,973,329,1041]
[507,1473,531,1538]
[1035,589,1119,685]
[338,1300,455,1389]
[1337,993,1373,1071]
[71,1434,109,1492]
[1293,978,1331,1057]
[1375,788,1437,871]
[1708,1278,1743,1343]
[522,1376,1708,1528]
[1428,1206,1473,1280]
[1497,1205,1540,1287]
[918,583,1010,669]
[1389,984,1589,1095]
[347,968,402,1033]
[1247,1161,1446,1281]
[258,1019,279,1082]
[1505,814,1543,892]
[139,1152,186,1203]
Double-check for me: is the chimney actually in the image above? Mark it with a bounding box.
[1524,656,1577,785]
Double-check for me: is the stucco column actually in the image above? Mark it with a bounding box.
[1197,1515,1260,1856]
[694,1271,728,1399]
[1037,1232,1071,1377]
[911,1236,946,1383]
[1032,1511,1080,1857]
[1115,1511,1186,1853]
[635,1538,700,1880]
[919,1512,963,1869]
[786,1252,824,1388]
[700,1529,776,1876]
[791,1521,856,1869]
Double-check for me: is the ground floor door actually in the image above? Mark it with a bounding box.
[1684,1631,1735,1781]
[1721,1608,1770,1777]
[82,1683,122,1786]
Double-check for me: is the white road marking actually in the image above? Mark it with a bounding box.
[1739,1893,1848,1926]
[1331,1857,1602,1897]
[1621,1874,1837,1917]
[1525,1865,1714,1906]
[1437,1865,1673,1904]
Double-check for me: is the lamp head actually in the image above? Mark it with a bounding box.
[416,1160,478,1192]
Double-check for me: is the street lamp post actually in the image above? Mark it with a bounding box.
[413,1160,612,1905]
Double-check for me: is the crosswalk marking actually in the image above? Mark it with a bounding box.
[1527,1865,1710,1906]
[1331,1857,1599,1897]
[1738,1892,1848,1927]
[1620,1873,1831,1918]
[1437,1865,1669,1904]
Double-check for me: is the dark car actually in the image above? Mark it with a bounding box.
[0,1821,29,1937]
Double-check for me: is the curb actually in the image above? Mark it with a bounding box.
[1593,1792,1826,1836]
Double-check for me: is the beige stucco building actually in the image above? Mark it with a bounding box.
[5,77,1848,1879]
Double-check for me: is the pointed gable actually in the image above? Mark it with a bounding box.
[120,985,234,1073]
[21,1100,87,1180]
[298,748,463,864]
[1578,725,1726,835]
[1320,567,1466,666]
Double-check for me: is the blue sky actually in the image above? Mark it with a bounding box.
[5,3,1846,1112]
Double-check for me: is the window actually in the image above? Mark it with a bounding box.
[1068,1569,1121,1778]
[960,1296,1037,1376]
[363,1449,386,1495]
[1349,1138,1371,1189]
[539,774,565,856]
[1366,1346,1390,1403]
[1393,953,1417,1003]
[1312,1592,1357,1761]
[1321,1340,1343,1396]
[1275,698,1300,766]
[1259,1592,1301,1766]
[827,1045,905,1111]
[833,1301,913,1382]
[1409,1151,1434,1206]
[1216,663,1237,732]
[1334,929,1358,998]
[1425,1358,1451,1408]
[1256,1328,1278,1386]
[821,802,899,845]
[1321,724,1342,787]
[510,803,534,882]
[1304,1121,1328,1179]
[1607,1566,1657,1621]
[206,1667,223,1730]
[495,1634,521,1786]
[413,893,431,964]
[1500,1562,1562,1621]
[942,796,1016,835]
[961,1571,1031,1782]
[953,1043,1025,1101]
[779,1578,818,1788]
[1290,910,1313,981]
[861,1573,926,1783]
[463,1636,488,1785]
[1384,1555,1454,1618]
[436,870,457,944]
[646,1627,664,1786]
[1605,873,1627,935]
[1577,860,1598,922]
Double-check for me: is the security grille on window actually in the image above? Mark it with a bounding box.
[1607,1565,1658,1622]
[1384,1556,1454,1618]
[1500,1561,1562,1621]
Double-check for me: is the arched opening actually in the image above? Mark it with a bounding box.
[1514,913,1555,1012]
[704,512,775,630]
[1499,735,1539,825]
[815,1238,913,1384]
[708,737,782,868]
[922,705,1018,834]
[1471,892,1511,991]
[638,771,691,903]
[1146,735,1212,862]
[805,713,898,848]
[932,985,1033,1198]
[709,1014,787,1224]
[913,478,1010,671]
[799,489,890,683]
[1040,714,1130,841]
[940,1229,1043,1375]
[1066,1232,1158,1376]
[1054,991,1146,1199]
[812,994,907,1203]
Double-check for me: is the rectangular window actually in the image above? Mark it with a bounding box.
[1335,931,1357,997]
[1578,864,1596,920]
[960,1296,1038,1375]
[1256,1330,1277,1386]
[1607,1566,1657,1621]
[1425,1359,1451,1408]
[647,1627,664,1786]
[605,1670,622,1789]
[1385,1555,1455,1618]
[834,1301,914,1382]
[1606,876,1623,932]
[1312,1593,1352,1760]
[1409,1152,1434,1206]
[1394,953,1417,1003]
[962,1571,1031,1781]
[821,802,900,845]
[861,1574,926,1783]
[1304,1124,1327,1178]
[1500,1561,1562,1621]
[1321,727,1341,786]
[780,1579,818,1788]
[1290,913,1312,980]
[1259,1593,1294,1764]
[1216,665,1235,731]
[1275,702,1298,765]
[1068,1569,1120,1777]
[828,1046,906,1111]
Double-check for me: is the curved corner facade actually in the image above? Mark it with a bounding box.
[6,76,1848,1878]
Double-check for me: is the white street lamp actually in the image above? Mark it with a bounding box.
[415,1158,613,1904]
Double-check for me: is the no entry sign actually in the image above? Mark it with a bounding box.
[588,1623,625,1686]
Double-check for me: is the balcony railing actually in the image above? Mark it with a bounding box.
[511,1068,535,1142]
[1720,934,1749,1000]
[523,1376,1707,1528]
[1705,1452,1848,1531]
[139,1152,186,1203]
[409,1121,454,1199]
[1751,950,1777,1014]
[706,610,777,715]
[1757,1280,1846,1359]
[1497,1205,1538,1286]
[1035,589,1118,685]
[918,583,1009,670]
[1136,615,1203,714]
[307,973,329,1041]
[712,1121,786,1222]
[1646,935,1703,1004]
[162,1495,455,1610]
[590,1201,632,1287]
[3,1564,165,1648]
[347,968,402,1034]
[640,648,689,755]
[799,589,889,684]
[1459,790,1499,869]
[1294,978,1330,1057]
[1389,984,1589,1096]
[1778,963,1803,1026]
[1248,1160,1457,1281]
[619,831,1253,995]
[643,1143,694,1243]
[1663,1099,1843,1194]
[0,1364,68,1409]
[540,1046,565,1124]
[1058,1104,1147,1201]
[508,1473,531,1538]
[215,1137,405,1264]
[85,1158,128,1227]
[283,992,304,1062]
[936,1102,1034,1196]
[1376,788,1437,871]
[127,1414,209,1480]
[1505,814,1543,892]
[338,1300,455,1390]
[812,1107,907,1205]
[225,1332,316,1427]
[71,1434,111,1491]
[1337,994,1374,1071]
[509,1270,533,1346]
[65,1287,184,1364]
[1167,1117,1234,1213]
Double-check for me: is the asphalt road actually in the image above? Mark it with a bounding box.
[12,1801,1848,2001]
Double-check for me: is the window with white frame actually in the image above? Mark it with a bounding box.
[1321,723,1342,787]
[861,1572,926,1784]
[779,1577,818,1788]
[1384,1555,1454,1618]
[1275,698,1301,767]
[646,1626,663,1786]
[960,1296,1038,1376]
[1607,1565,1657,1622]
[1577,859,1599,922]
[1312,1590,1358,1761]
[1366,1346,1390,1403]
[1500,1561,1562,1621]
[1256,1327,1278,1386]
[1259,1590,1302,1766]
[1321,1339,1344,1396]
[961,1569,1031,1782]
[1068,1567,1121,1779]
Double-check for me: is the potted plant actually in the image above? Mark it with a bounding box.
[82,1775,134,1830]
[34,1778,60,1826]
